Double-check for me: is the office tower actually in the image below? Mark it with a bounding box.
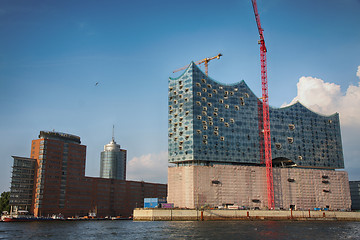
[100,135,127,180]
[30,131,86,217]
[9,156,36,213]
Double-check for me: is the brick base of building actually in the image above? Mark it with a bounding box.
[167,165,351,211]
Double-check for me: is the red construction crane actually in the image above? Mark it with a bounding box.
[251,0,275,209]
[173,53,222,76]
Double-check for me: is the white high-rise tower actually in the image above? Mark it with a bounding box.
[100,126,127,180]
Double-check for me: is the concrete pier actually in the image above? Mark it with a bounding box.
[133,209,360,221]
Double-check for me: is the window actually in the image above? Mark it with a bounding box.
[185,88,189,92]
[201,79,206,83]
[224,123,229,127]
[225,104,229,109]
[214,108,218,112]
[244,93,249,98]
[196,101,201,106]
[220,136,225,141]
[208,102,212,107]
[219,99,224,104]
[287,137,294,144]
[202,97,207,102]
[197,92,201,96]
[196,83,201,87]
[235,105,239,110]
[197,130,201,134]
[214,131,219,136]
[202,111,207,116]
[230,118,235,123]
[203,135,208,139]
[275,143,282,150]
[220,118,224,122]
[203,126,208,130]
[208,93,212,98]
[202,88,207,92]
[213,89,218,94]
[203,106,207,111]
[298,156,303,160]
[197,115,202,120]
[289,124,295,131]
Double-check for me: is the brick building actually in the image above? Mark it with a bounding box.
[9,131,166,217]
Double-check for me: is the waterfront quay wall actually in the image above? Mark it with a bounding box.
[133,209,360,221]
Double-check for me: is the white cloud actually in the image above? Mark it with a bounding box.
[127,151,168,184]
[282,69,360,126]
[282,66,360,180]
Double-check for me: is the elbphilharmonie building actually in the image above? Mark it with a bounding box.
[167,63,350,210]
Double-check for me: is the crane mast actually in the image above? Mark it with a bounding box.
[251,0,274,209]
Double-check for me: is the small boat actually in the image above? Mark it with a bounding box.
[2,210,54,222]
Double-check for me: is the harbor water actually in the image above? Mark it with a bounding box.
[0,220,359,239]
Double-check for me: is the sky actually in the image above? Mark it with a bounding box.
[0,0,359,193]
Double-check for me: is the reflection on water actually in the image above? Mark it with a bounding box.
[0,220,359,240]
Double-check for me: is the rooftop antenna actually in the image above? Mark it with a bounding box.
[112,125,115,142]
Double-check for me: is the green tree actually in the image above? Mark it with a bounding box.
[0,191,10,213]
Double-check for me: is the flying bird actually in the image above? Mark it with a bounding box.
[95,82,99,86]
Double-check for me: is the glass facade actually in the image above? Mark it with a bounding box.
[10,156,36,212]
[168,62,344,169]
[100,140,127,180]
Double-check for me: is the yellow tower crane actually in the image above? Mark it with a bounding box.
[173,53,222,76]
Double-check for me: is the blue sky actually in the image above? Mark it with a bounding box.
[1,0,360,193]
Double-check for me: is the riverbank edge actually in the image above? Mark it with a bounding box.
[133,209,360,221]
